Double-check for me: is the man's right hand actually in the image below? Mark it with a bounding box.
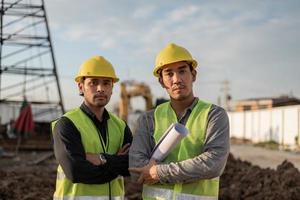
[129,159,159,184]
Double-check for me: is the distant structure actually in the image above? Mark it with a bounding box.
[119,81,153,122]
[235,96,300,111]
[220,80,231,111]
[0,0,64,123]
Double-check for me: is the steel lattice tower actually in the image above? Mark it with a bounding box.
[0,0,64,123]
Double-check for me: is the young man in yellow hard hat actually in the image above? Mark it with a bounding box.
[52,56,132,199]
[129,43,230,199]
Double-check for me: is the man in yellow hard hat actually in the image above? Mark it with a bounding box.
[52,56,132,200]
[129,43,229,199]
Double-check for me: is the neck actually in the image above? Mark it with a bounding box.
[84,101,105,121]
[170,94,195,119]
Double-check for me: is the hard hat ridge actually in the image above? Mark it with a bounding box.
[75,55,119,83]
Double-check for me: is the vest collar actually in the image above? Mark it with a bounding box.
[175,97,199,124]
[80,103,110,123]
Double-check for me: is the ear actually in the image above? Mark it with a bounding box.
[158,77,166,88]
[78,82,84,96]
[191,69,197,82]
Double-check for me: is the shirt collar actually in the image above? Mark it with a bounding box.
[180,97,199,114]
[187,97,199,111]
[80,102,110,122]
[178,97,199,123]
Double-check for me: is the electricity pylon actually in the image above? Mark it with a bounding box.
[0,0,64,122]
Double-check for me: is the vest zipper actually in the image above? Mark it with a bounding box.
[95,121,112,199]
[105,124,112,200]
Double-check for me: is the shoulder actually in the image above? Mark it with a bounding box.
[64,108,81,116]
[52,116,80,139]
[207,104,229,124]
[108,112,127,128]
[137,109,155,123]
[133,109,155,133]
[59,108,84,124]
[53,116,76,130]
[108,112,133,135]
[209,104,227,114]
[108,111,120,120]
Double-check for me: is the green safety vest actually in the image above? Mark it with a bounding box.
[143,100,219,200]
[52,108,126,200]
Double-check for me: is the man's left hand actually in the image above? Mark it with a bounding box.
[86,153,104,166]
[129,159,159,184]
[117,143,131,155]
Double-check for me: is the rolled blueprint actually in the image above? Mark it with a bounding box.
[151,123,189,162]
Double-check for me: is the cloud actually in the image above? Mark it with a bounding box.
[132,5,156,19]
[168,5,199,22]
[43,0,300,109]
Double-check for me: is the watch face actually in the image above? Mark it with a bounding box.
[99,154,107,164]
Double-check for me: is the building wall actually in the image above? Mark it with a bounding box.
[228,105,300,148]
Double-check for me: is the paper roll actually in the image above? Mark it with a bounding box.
[151,123,188,162]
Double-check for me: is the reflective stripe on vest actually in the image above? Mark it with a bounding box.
[143,100,219,199]
[53,196,124,200]
[143,186,218,200]
[52,108,126,198]
[56,170,66,180]
[56,170,124,182]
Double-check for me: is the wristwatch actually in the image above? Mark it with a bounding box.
[98,153,107,165]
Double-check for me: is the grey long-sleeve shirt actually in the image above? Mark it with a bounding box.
[129,98,230,184]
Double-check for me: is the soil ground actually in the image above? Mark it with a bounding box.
[1,145,300,200]
[0,152,56,200]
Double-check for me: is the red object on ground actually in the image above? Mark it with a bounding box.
[13,100,35,137]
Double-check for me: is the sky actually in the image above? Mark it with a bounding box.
[41,0,300,110]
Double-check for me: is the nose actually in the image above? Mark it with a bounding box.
[96,83,104,93]
[172,72,182,84]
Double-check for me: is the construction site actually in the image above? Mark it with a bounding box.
[1,1,300,200]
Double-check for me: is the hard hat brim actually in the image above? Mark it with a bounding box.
[75,75,119,83]
[153,59,198,77]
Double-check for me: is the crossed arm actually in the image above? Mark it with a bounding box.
[53,117,132,184]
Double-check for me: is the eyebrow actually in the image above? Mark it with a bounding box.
[163,65,189,73]
[88,78,112,82]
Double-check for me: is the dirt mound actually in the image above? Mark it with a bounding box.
[220,153,300,200]
[1,152,300,199]
[0,158,56,200]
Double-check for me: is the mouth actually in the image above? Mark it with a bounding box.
[94,95,106,100]
[172,86,185,92]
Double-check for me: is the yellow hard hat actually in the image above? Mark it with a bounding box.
[75,56,119,83]
[153,43,198,77]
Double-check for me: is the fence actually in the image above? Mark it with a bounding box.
[228,105,300,148]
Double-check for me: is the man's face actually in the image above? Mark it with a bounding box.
[78,77,113,108]
[160,61,196,101]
